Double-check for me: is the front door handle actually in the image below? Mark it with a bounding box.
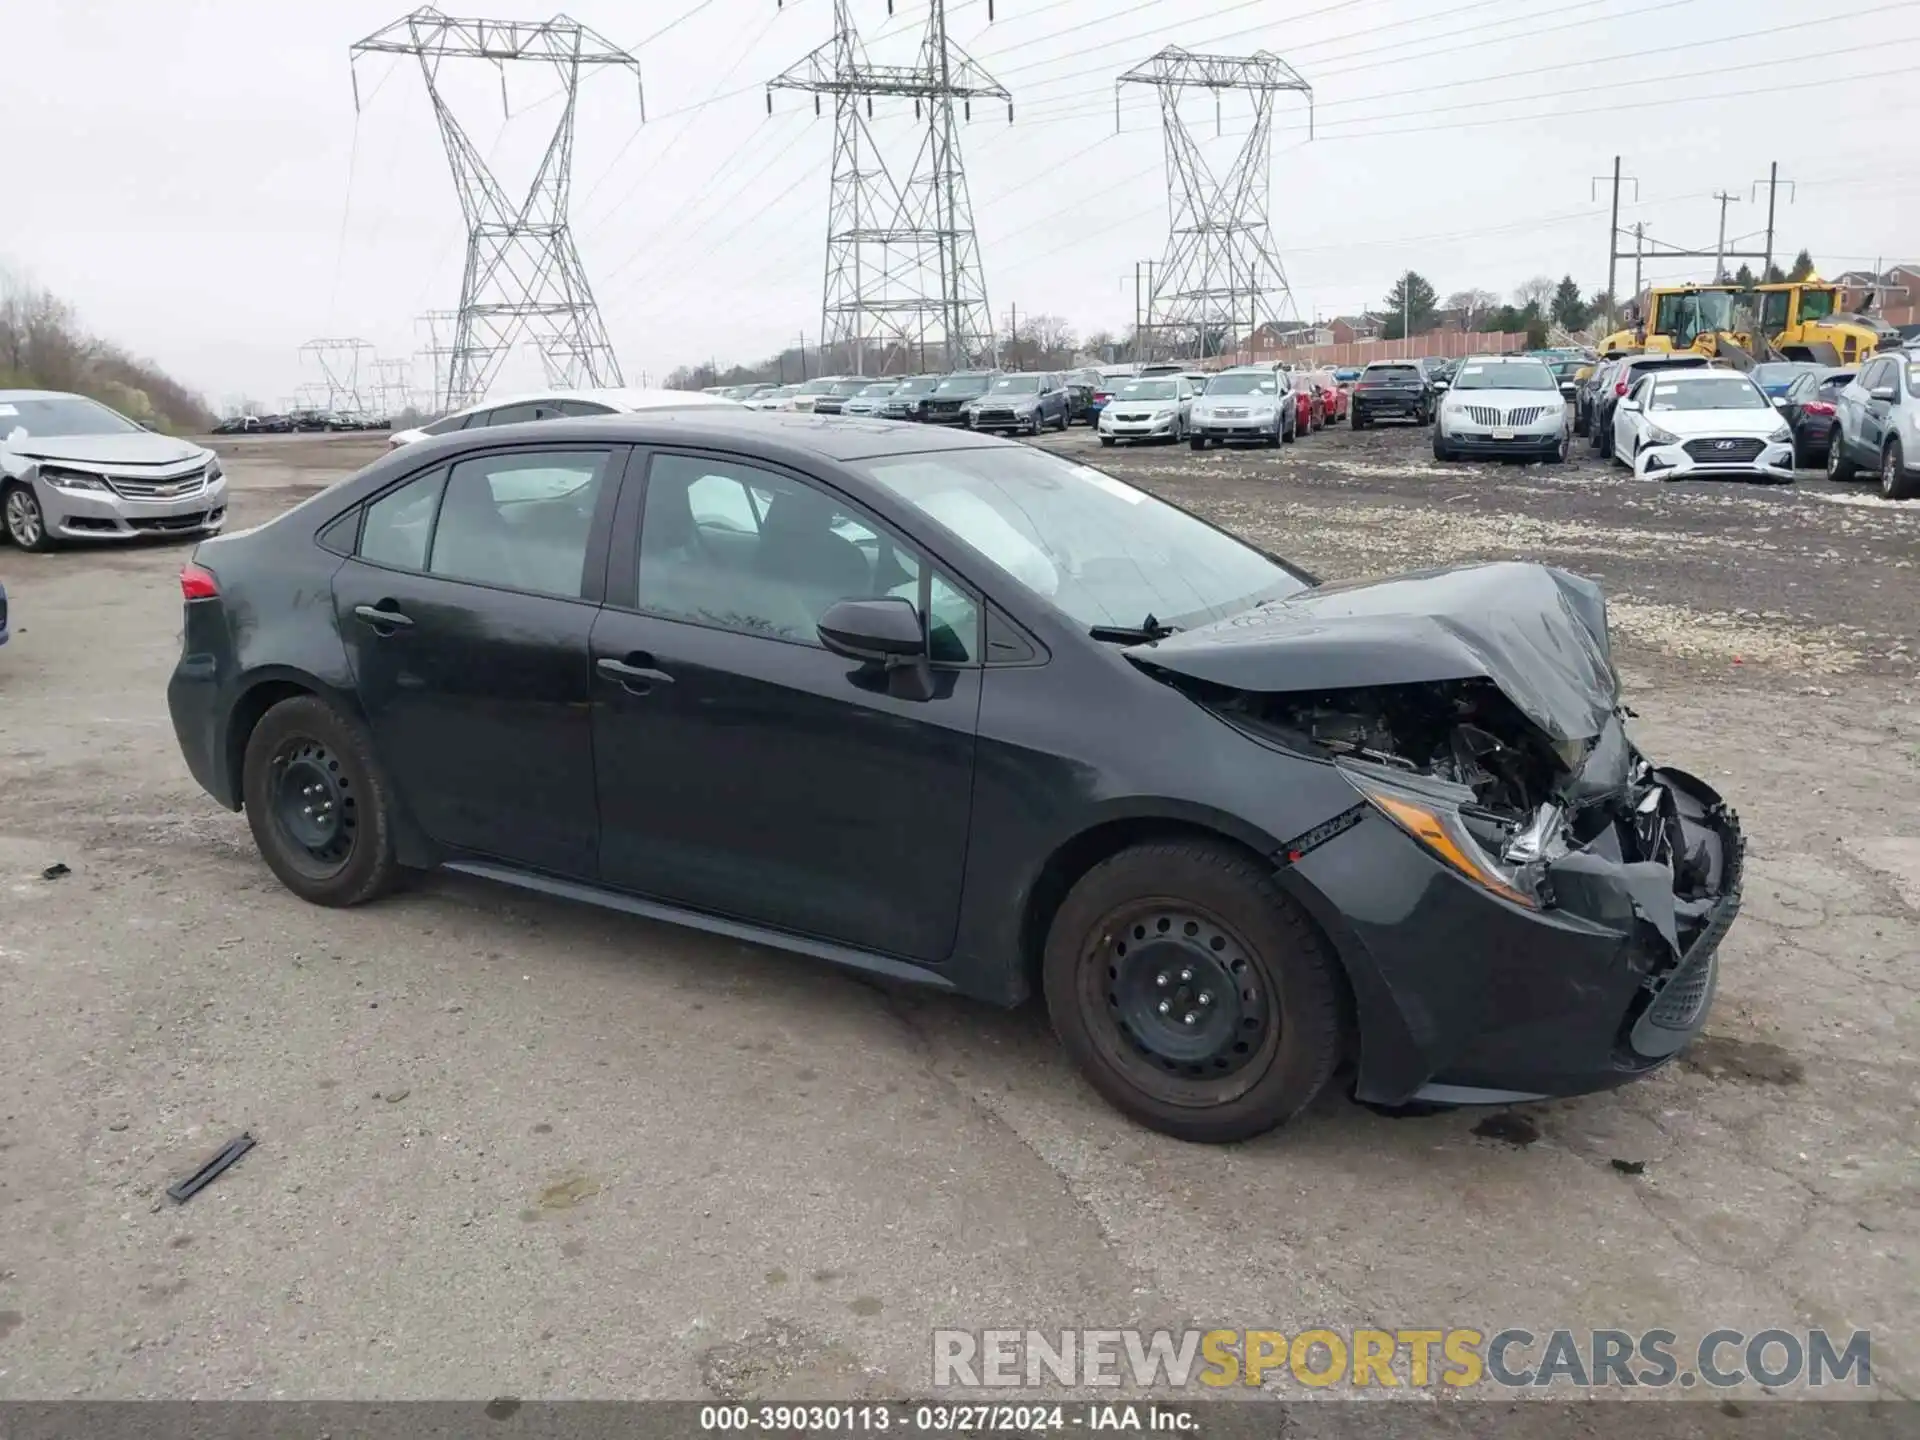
[597,655,675,692]
[354,603,413,630]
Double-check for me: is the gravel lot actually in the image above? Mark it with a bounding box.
[0,423,1914,1402]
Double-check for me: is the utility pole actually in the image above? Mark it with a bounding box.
[1711,190,1740,281]
[1132,259,1158,361]
[351,12,643,409]
[1005,302,1018,364]
[1633,223,1645,308]
[1118,48,1311,361]
[1750,164,1796,280]
[770,0,1011,374]
[1591,158,1638,332]
[798,330,809,380]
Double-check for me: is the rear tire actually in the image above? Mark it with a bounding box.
[1042,840,1344,1144]
[1885,439,1918,500]
[1351,412,1367,430]
[242,695,401,908]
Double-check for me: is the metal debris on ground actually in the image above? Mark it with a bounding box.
[165,1132,256,1204]
[1611,1158,1648,1175]
[40,863,69,880]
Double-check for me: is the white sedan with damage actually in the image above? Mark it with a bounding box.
[1609,369,1795,483]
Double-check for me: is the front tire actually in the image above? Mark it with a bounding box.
[1885,439,1918,500]
[242,695,401,907]
[1828,435,1856,481]
[1043,840,1344,1144]
[3,483,54,552]
[1098,436,1115,447]
[1190,435,1207,452]
[1432,431,1454,462]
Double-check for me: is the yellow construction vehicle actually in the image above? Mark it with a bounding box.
[1752,281,1899,365]
[1595,284,1762,366]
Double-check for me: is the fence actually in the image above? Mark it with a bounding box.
[1233,331,1531,369]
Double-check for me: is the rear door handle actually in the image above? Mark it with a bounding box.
[597,655,675,692]
[354,603,414,630]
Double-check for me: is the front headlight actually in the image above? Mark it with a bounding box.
[1342,766,1544,909]
[1645,424,1681,446]
[1768,422,1792,443]
[205,457,224,483]
[1152,408,1175,421]
[38,466,110,492]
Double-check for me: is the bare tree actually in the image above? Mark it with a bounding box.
[1444,288,1499,331]
[1513,275,1556,312]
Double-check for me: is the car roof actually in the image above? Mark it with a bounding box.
[443,386,740,420]
[0,388,88,402]
[473,409,1014,464]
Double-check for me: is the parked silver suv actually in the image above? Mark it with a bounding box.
[2,390,225,551]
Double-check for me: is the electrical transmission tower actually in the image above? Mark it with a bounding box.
[415,310,461,412]
[1117,48,1311,361]
[770,0,1009,374]
[351,11,644,410]
[300,338,377,415]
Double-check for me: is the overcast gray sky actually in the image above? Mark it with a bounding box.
[7,0,1917,408]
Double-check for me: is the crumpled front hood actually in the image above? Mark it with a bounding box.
[1126,561,1619,745]
[7,432,208,468]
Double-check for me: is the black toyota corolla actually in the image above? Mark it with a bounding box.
[167,413,1742,1143]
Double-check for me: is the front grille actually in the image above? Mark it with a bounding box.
[1464,405,1502,427]
[1213,408,1248,418]
[127,511,209,533]
[1112,411,1152,422]
[1462,405,1549,428]
[1506,406,1550,427]
[976,407,1019,425]
[107,469,208,500]
[1683,437,1764,463]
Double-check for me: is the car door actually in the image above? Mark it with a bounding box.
[331,444,622,877]
[588,448,984,963]
[1857,358,1894,457]
[1615,376,1651,457]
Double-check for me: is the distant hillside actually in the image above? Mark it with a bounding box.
[0,270,215,435]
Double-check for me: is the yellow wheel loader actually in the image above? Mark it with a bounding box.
[1595,285,1763,370]
[1752,282,1899,366]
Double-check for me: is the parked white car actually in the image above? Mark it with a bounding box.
[1433,356,1569,463]
[387,387,743,449]
[745,385,798,411]
[1609,369,1795,483]
[1096,375,1195,446]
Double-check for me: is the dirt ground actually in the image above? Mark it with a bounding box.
[0,422,1914,1403]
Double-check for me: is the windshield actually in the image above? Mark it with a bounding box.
[795,379,835,395]
[857,383,896,397]
[1654,291,1737,343]
[1800,288,1837,323]
[934,375,992,396]
[828,380,866,395]
[990,376,1043,393]
[1115,380,1177,400]
[895,377,938,395]
[1202,373,1279,396]
[1451,362,1557,392]
[854,447,1307,631]
[0,394,143,439]
[1644,375,1769,412]
[1292,375,1317,393]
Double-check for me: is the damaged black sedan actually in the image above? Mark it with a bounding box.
[166,413,1741,1144]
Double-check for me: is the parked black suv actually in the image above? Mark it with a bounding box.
[877,375,941,423]
[1351,362,1433,427]
[922,371,999,426]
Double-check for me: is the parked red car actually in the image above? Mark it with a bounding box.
[1290,371,1325,432]
[1311,371,1349,423]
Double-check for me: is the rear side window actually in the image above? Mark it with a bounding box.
[484,401,565,427]
[358,469,447,571]
[429,451,611,598]
[559,400,617,417]
[421,413,470,437]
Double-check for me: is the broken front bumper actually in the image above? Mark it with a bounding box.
[1279,767,1743,1107]
[1634,440,1795,483]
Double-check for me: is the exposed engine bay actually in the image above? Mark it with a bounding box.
[1216,677,1741,967]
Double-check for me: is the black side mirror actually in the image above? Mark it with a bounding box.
[1559,382,1577,397]
[818,596,926,662]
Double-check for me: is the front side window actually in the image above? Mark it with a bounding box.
[637,454,976,660]
[854,446,1307,634]
[426,451,609,597]
[1759,290,1791,334]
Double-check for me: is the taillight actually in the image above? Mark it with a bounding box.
[1804,401,1835,416]
[1615,381,1628,396]
[1093,392,1110,403]
[181,564,220,600]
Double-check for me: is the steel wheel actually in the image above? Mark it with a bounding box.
[4,485,49,551]
[1080,901,1282,1107]
[267,735,359,878]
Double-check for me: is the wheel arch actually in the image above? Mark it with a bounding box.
[221,666,368,806]
[1015,813,1359,1049]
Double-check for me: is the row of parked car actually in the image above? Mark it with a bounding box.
[212,410,390,435]
[1573,351,1920,497]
